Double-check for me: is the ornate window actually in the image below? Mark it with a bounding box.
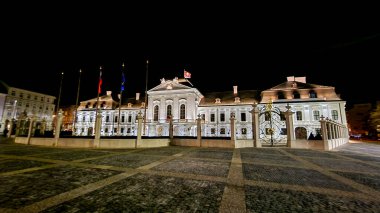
[180,104,186,119]
[167,105,172,118]
[210,113,215,122]
[106,116,110,122]
[296,111,302,121]
[154,105,159,121]
[128,115,132,123]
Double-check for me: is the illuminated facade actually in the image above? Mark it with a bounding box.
[74,76,347,145]
[0,82,56,134]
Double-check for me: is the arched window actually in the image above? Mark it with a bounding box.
[309,90,317,98]
[180,104,186,119]
[293,91,300,99]
[154,105,159,121]
[167,105,172,118]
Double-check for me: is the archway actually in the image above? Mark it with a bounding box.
[295,127,307,139]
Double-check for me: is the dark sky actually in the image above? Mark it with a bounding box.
[2,5,380,109]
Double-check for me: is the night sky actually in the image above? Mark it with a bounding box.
[2,5,380,109]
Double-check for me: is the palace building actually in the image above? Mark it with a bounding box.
[74,76,347,146]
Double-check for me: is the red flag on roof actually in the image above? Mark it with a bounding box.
[184,69,191,78]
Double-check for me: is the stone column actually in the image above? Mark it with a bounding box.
[197,114,202,147]
[285,104,295,148]
[319,116,329,150]
[54,110,64,146]
[7,119,14,138]
[136,111,143,148]
[169,115,174,144]
[327,120,333,140]
[251,103,261,147]
[27,118,35,145]
[230,112,236,147]
[94,111,102,148]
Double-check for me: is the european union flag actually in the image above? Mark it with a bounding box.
[121,72,126,91]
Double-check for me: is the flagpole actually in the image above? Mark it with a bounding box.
[143,59,149,136]
[55,71,64,132]
[73,69,82,135]
[56,72,64,115]
[95,66,102,135]
[117,63,125,136]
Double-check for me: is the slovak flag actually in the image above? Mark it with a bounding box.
[184,70,191,78]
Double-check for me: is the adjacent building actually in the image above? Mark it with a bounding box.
[0,81,56,135]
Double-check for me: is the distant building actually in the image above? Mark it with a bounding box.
[0,81,56,135]
[74,76,348,146]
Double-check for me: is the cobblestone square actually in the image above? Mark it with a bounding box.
[84,154,164,168]
[245,185,380,213]
[241,152,304,167]
[153,158,231,177]
[0,165,121,208]
[36,150,113,161]
[185,149,233,160]
[0,141,379,212]
[43,174,225,212]
[243,163,357,191]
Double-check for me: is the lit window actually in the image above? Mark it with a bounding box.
[241,128,247,135]
[211,128,216,134]
[154,105,159,121]
[332,110,339,120]
[167,105,172,118]
[313,111,320,120]
[180,104,186,119]
[220,128,225,134]
[220,113,225,122]
[309,90,317,98]
[296,111,302,121]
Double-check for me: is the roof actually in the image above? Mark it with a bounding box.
[269,81,330,90]
[199,90,259,106]
[148,77,193,92]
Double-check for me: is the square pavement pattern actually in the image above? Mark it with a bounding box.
[0,141,380,212]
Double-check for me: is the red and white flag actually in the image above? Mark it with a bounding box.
[184,70,191,78]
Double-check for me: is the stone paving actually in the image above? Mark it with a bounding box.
[0,141,379,212]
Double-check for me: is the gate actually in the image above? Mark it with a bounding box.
[259,101,286,146]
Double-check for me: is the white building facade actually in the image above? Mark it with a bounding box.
[0,83,56,134]
[74,76,348,145]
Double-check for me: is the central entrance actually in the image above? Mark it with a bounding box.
[258,102,286,146]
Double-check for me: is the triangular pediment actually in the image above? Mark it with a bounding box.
[149,77,192,92]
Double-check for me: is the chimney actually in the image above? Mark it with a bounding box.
[106,91,112,96]
[233,86,238,95]
[136,93,140,101]
[287,76,295,82]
